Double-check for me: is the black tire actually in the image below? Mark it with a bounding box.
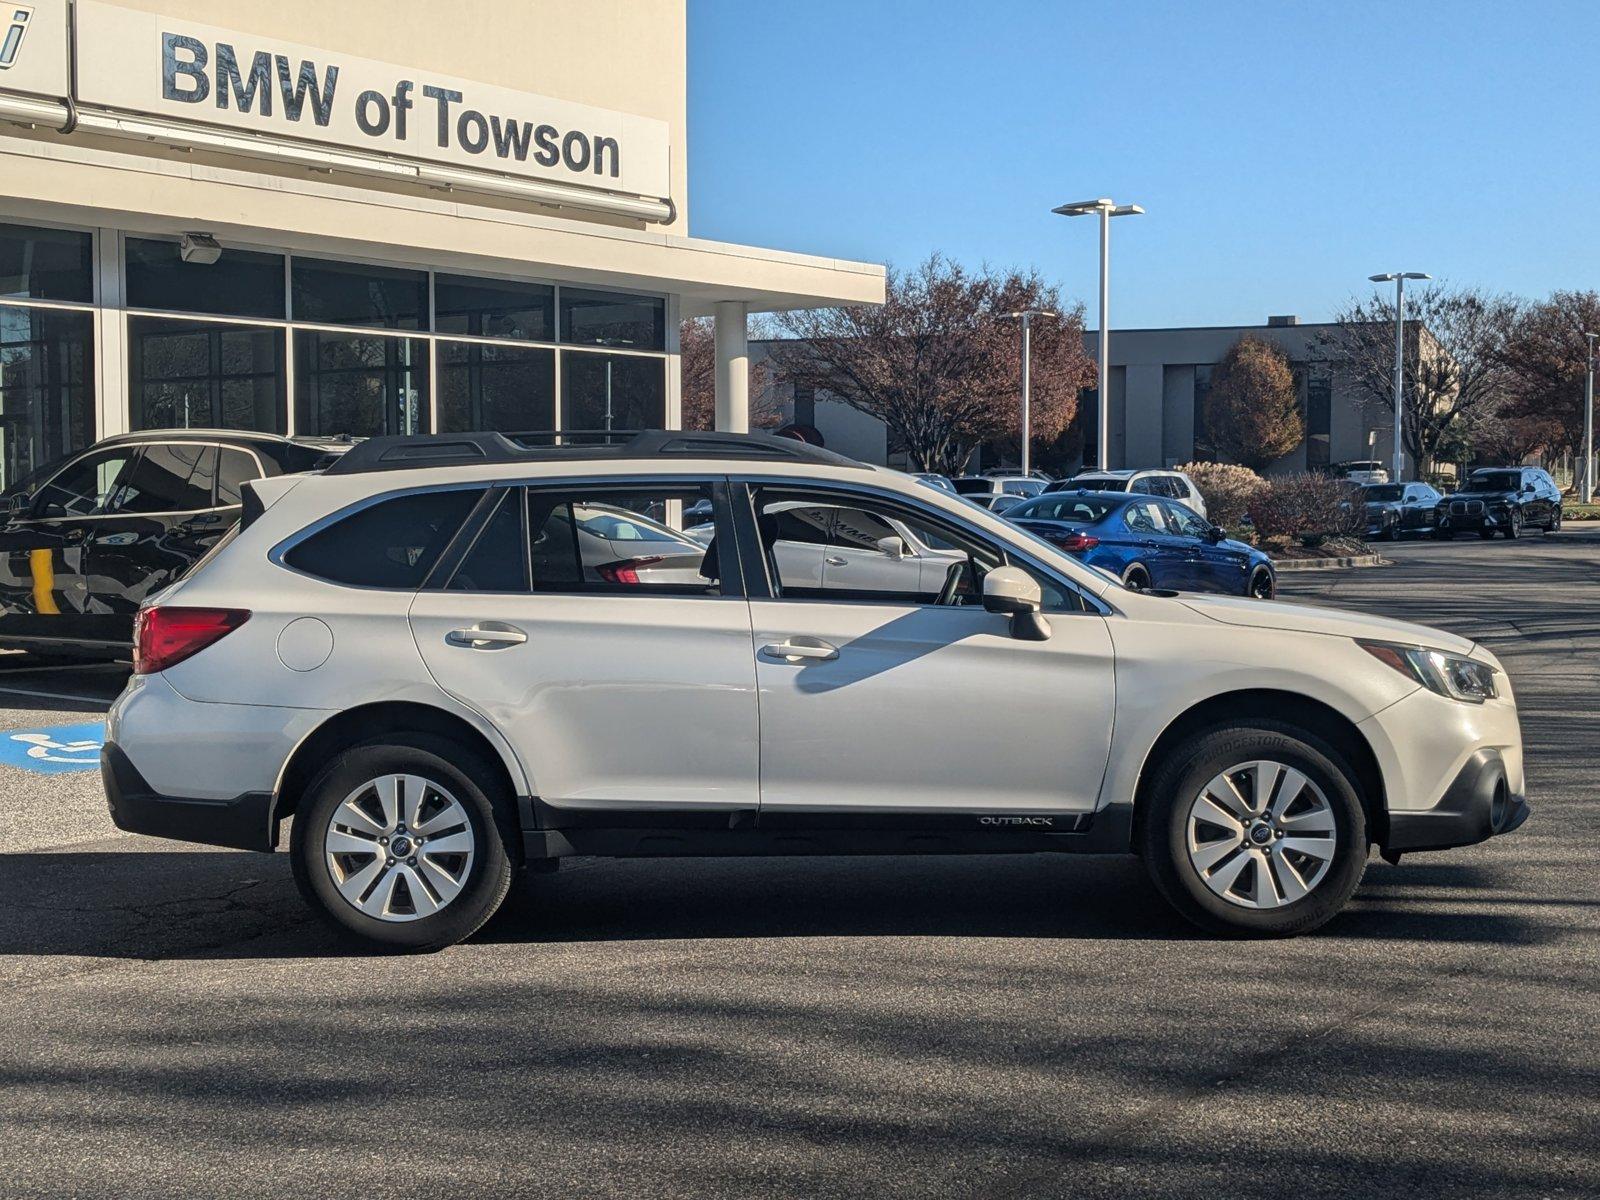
[1379,522,1397,542]
[290,735,520,952]
[1503,510,1522,539]
[1138,722,1369,937]
[1434,528,1454,540]
[1122,564,1151,591]
[1478,529,1496,540]
[1248,566,1275,600]
[1548,506,1562,533]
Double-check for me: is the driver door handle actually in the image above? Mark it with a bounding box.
[446,625,528,648]
[761,637,839,662]
[824,555,848,567]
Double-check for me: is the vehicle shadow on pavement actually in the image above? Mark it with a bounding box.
[0,849,1565,961]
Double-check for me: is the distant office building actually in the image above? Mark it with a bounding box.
[754,315,1432,475]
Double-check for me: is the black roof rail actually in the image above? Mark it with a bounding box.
[322,429,867,475]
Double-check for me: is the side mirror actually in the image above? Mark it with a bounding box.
[1522,482,1536,494]
[5,493,28,517]
[982,565,1051,641]
[1204,524,1225,543]
[875,535,907,560]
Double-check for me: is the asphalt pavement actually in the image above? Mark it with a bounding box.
[0,530,1596,1199]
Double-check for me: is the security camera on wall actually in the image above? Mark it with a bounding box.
[178,233,222,265]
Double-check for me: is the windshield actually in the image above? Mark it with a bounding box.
[1069,476,1126,491]
[1007,495,1118,523]
[1468,471,1522,492]
[1363,485,1404,502]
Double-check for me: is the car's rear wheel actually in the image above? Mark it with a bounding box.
[1139,723,1368,936]
[291,736,519,952]
[1122,564,1151,591]
[1248,566,1275,599]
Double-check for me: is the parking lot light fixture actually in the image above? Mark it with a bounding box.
[1583,332,1596,504]
[998,310,1057,475]
[1369,271,1431,482]
[1055,198,1143,470]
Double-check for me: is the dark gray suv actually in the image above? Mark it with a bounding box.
[1435,467,1562,540]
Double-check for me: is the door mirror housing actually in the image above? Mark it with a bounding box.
[5,492,29,518]
[1204,524,1226,543]
[875,535,907,559]
[982,565,1051,641]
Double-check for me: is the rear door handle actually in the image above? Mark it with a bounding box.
[446,625,527,648]
[761,637,839,662]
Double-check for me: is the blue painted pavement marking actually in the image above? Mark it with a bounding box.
[0,721,106,774]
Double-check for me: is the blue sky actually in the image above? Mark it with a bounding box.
[687,0,1600,328]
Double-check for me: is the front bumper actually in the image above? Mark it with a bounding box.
[1382,747,1529,853]
[1436,506,1512,532]
[102,740,277,852]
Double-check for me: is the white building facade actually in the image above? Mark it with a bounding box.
[0,0,882,489]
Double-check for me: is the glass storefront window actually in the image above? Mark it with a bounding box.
[439,341,554,433]
[435,275,554,342]
[0,224,93,303]
[291,258,428,330]
[128,316,286,433]
[126,238,286,320]
[561,351,665,435]
[294,329,429,438]
[0,305,95,492]
[559,288,665,351]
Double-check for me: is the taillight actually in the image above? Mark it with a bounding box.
[595,556,666,585]
[1054,531,1100,552]
[133,606,250,675]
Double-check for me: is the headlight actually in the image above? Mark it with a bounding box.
[1359,640,1498,703]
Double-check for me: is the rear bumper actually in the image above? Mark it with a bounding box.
[102,740,277,852]
[1382,748,1529,853]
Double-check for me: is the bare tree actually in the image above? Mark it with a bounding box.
[1316,285,1518,473]
[678,317,780,432]
[762,256,1093,473]
[1496,289,1600,454]
[1203,335,1303,469]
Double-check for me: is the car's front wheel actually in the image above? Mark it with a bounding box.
[1248,566,1275,599]
[1504,509,1523,539]
[1139,723,1368,936]
[291,736,520,951]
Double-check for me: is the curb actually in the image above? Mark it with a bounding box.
[1271,553,1387,572]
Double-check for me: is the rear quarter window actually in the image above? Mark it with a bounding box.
[285,489,480,588]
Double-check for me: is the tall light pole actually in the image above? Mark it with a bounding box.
[1055,198,1142,469]
[1368,271,1431,481]
[999,309,1056,475]
[1583,332,1596,504]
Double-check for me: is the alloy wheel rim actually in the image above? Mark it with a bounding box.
[1250,569,1273,599]
[324,774,476,923]
[1185,760,1336,909]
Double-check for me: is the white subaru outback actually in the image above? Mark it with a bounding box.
[103,432,1529,950]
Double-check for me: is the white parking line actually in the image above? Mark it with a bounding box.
[0,684,114,705]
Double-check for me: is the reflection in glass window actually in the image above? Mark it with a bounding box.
[286,489,479,589]
[560,352,665,434]
[434,275,554,341]
[129,317,286,433]
[111,443,218,514]
[32,449,136,517]
[438,342,554,433]
[291,258,427,330]
[559,288,664,350]
[293,330,429,438]
[126,238,286,320]
[524,486,718,594]
[216,448,261,507]
[0,223,93,302]
[0,305,95,492]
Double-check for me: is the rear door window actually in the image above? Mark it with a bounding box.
[109,444,219,514]
[286,489,481,588]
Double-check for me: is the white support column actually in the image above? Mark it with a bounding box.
[713,299,749,434]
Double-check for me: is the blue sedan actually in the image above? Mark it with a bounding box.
[1003,490,1276,598]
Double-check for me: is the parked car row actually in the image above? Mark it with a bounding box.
[1354,467,1565,541]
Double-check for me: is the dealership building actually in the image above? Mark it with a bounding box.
[0,0,882,490]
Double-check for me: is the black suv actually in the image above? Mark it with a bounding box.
[1435,466,1562,540]
[0,431,337,657]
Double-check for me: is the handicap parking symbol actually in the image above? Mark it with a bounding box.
[0,721,106,774]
